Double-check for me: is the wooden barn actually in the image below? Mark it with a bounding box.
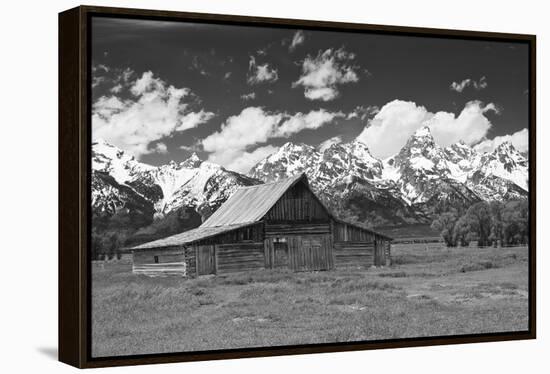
[132,174,392,277]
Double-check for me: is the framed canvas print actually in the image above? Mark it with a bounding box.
[58,5,536,368]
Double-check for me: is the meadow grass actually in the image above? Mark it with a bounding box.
[91,244,529,357]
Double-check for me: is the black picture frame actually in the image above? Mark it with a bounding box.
[59,5,536,368]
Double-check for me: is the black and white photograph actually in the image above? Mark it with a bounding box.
[89,14,531,358]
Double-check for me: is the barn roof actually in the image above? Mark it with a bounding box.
[133,222,257,250]
[333,218,393,240]
[201,173,306,227]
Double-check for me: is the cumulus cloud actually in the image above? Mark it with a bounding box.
[240,92,256,101]
[219,145,279,174]
[92,71,214,157]
[293,47,359,101]
[450,76,488,92]
[289,30,305,51]
[318,136,343,152]
[202,107,344,172]
[247,56,278,84]
[152,142,168,154]
[356,99,499,158]
[474,128,528,154]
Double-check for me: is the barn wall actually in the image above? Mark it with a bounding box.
[385,241,391,266]
[288,234,333,271]
[264,223,330,236]
[333,241,374,268]
[265,180,330,223]
[333,221,391,267]
[333,221,377,242]
[193,223,263,245]
[133,246,186,276]
[185,246,196,275]
[373,238,392,266]
[216,242,265,274]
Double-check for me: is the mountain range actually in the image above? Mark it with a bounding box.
[91,126,528,238]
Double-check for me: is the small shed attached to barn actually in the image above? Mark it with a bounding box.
[132,174,392,277]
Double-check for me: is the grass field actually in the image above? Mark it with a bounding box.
[91,243,529,357]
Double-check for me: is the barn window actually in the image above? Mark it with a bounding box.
[242,227,253,241]
[274,237,287,243]
[153,255,159,264]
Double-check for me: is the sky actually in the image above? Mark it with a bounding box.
[91,16,530,173]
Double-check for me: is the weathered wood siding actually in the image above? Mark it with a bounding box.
[132,247,186,276]
[185,246,196,276]
[333,221,377,242]
[265,180,330,223]
[192,223,263,245]
[333,220,391,267]
[216,242,265,274]
[264,223,330,236]
[196,244,216,276]
[287,234,333,271]
[333,241,374,268]
[385,241,391,266]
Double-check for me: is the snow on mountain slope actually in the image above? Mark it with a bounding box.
[91,140,260,219]
[249,142,320,182]
[248,126,529,223]
[474,141,528,191]
[91,126,529,230]
[92,139,155,184]
[383,127,456,204]
[444,141,481,183]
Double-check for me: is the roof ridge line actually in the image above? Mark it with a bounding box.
[238,174,304,189]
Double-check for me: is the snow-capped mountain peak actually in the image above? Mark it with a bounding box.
[180,152,203,168]
[91,140,260,219]
[249,142,320,182]
[92,139,154,185]
[474,141,528,191]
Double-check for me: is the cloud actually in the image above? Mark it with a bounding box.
[92,71,214,157]
[92,65,135,90]
[347,105,379,120]
[179,143,202,152]
[202,107,344,172]
[247,56,278,84]
[474,128,528,153]
[450,76,488,92]
[152,142,168,154]
[318,136,343,152]
[289,30,305,51]
[110,84,123,93]
[275,110,344,137]
[176,110,215,132]
[356,99,498,158]
[218,145,279,174]
[293,47,359,101]
[240,92,256,101]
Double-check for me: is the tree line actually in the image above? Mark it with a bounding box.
[91,206,201,261]
[431,200,529,247]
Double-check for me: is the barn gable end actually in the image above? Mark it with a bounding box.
[264,178,331,223]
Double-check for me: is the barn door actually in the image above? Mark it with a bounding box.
[290,235,330,272]
[374,240,386,266]
[197,245,215,275]
[273,240,289,268]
